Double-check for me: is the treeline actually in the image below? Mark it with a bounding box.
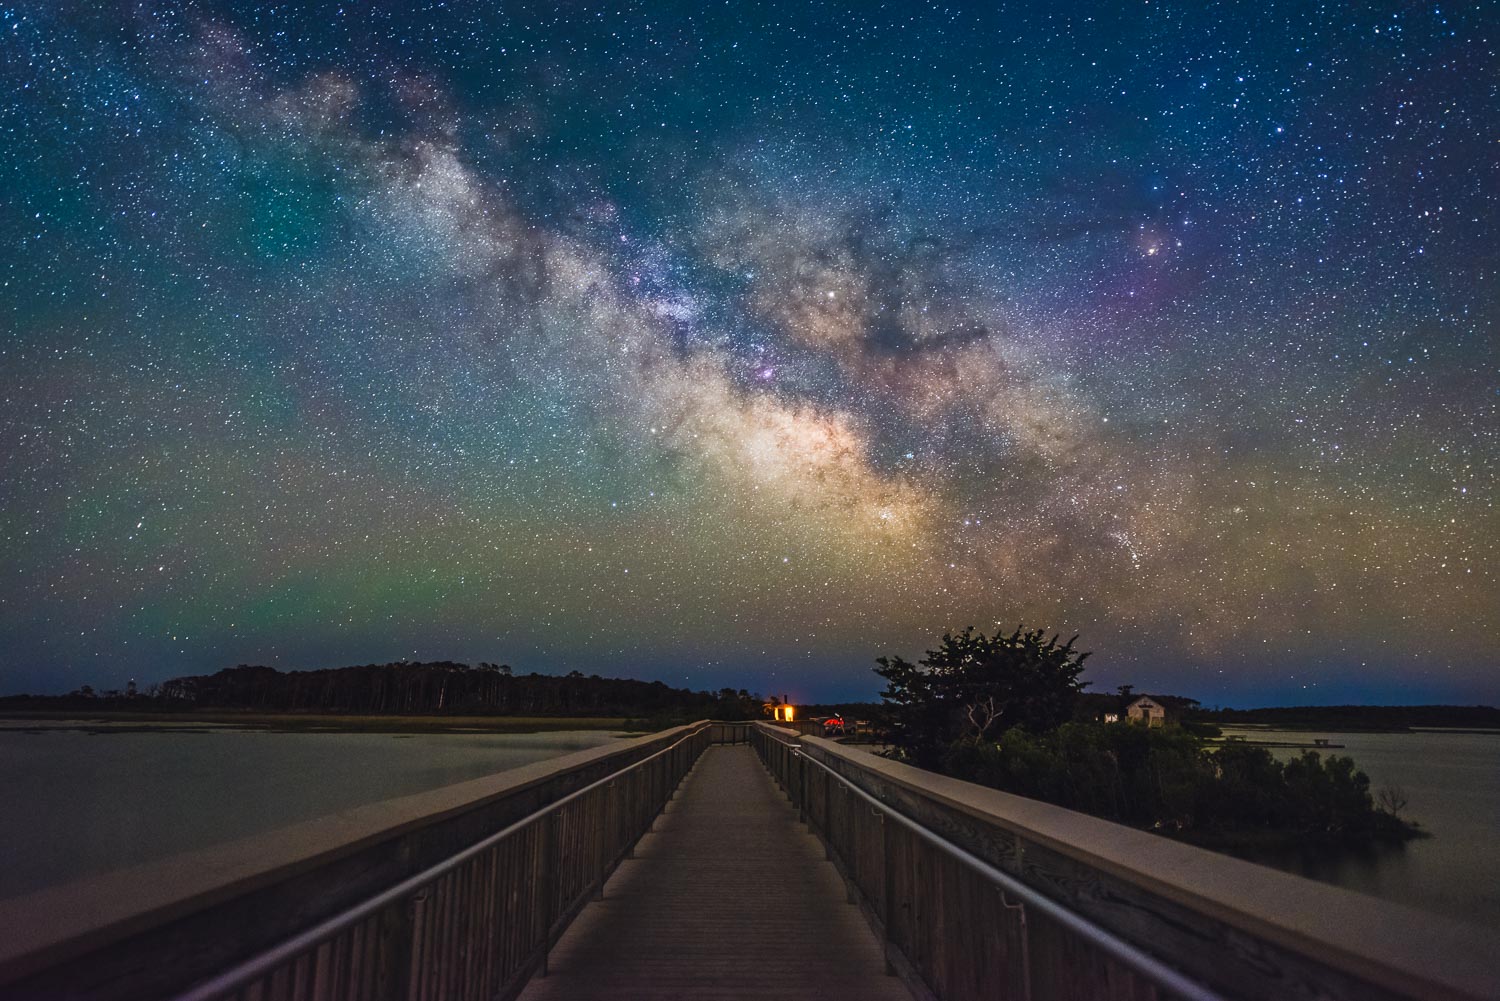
[3,662,764,720]
[1200,704,1500,731]
[164,663,763,718]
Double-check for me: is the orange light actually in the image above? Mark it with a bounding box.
[783,705,795,722]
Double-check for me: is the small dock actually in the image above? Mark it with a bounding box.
[1216,738,1345,749]
[517,744,911,1001]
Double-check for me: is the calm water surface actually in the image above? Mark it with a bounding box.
[4,725,1495,930]
[1220,728,1499,928]
[0,725,623,900]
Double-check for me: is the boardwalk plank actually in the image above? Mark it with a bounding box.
[517,745,914,1001]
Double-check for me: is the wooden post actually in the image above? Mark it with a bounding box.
[540,813,556,978]
[798,752,808,825]
[880,812,895,976]
[999,888,1032,1001]
[369,893,418,1001]
[594,785,608,902]
[824,767,834,860]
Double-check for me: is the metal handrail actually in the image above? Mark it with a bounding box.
[170,722,712,1001]
[778,733,1228,1001]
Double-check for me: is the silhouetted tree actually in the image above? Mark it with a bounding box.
[876,625,1090,767]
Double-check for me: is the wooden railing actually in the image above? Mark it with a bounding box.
[750,722,1498,1001]
[0,722,718,1001]
[706,721,753,744]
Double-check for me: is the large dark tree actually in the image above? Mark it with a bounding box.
[876,626,1090,767]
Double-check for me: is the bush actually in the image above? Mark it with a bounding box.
[875,623,1418,850]
[1282,752,1376,835]
[939,723,1419,848]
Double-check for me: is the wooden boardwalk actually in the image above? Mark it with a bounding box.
[517,744,914,1001]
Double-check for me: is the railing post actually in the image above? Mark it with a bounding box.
[880,811,895,976]
[798,750,808,825]
[1000,889,1033,1001]
[540,812,556,977]
[371,891,421,1001]
[844,786,856,904]
[649,752,660,833]
[824,764,833,860]
[627,773,636,860]
[594,783,610,901]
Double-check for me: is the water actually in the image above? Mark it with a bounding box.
[4,724,1495,931]
[0,723,625,900]
[1218,728,1500,929]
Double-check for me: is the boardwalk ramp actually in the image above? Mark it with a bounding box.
[517,743,912,1001]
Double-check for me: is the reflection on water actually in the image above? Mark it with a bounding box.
[1219,728,1500,928]
[0,726,623,900]
[1241,830,1415,893]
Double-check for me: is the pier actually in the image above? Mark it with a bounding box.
[0,722,1493,1001]
[518,743,908,1001]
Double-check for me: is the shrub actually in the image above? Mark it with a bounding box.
[939,723,1418,847]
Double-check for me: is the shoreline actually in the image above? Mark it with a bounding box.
[0,710,646,735]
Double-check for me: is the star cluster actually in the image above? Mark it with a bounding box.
[1,1,1495,704]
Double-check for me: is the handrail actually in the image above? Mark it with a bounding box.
[754,723,1497,1001]
[170,721,713,1001]
[791,740,1225,1001]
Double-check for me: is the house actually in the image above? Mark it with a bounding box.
[1126,696,1167,727]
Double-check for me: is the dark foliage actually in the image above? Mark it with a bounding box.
[942,722,1420,846]
[0,663,763,720]
[874,624,1420,852]
[876,625,1089,768]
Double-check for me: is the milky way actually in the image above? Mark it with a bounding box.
[1,2,1496,704]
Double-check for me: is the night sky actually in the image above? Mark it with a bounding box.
[2,2,1496,705]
